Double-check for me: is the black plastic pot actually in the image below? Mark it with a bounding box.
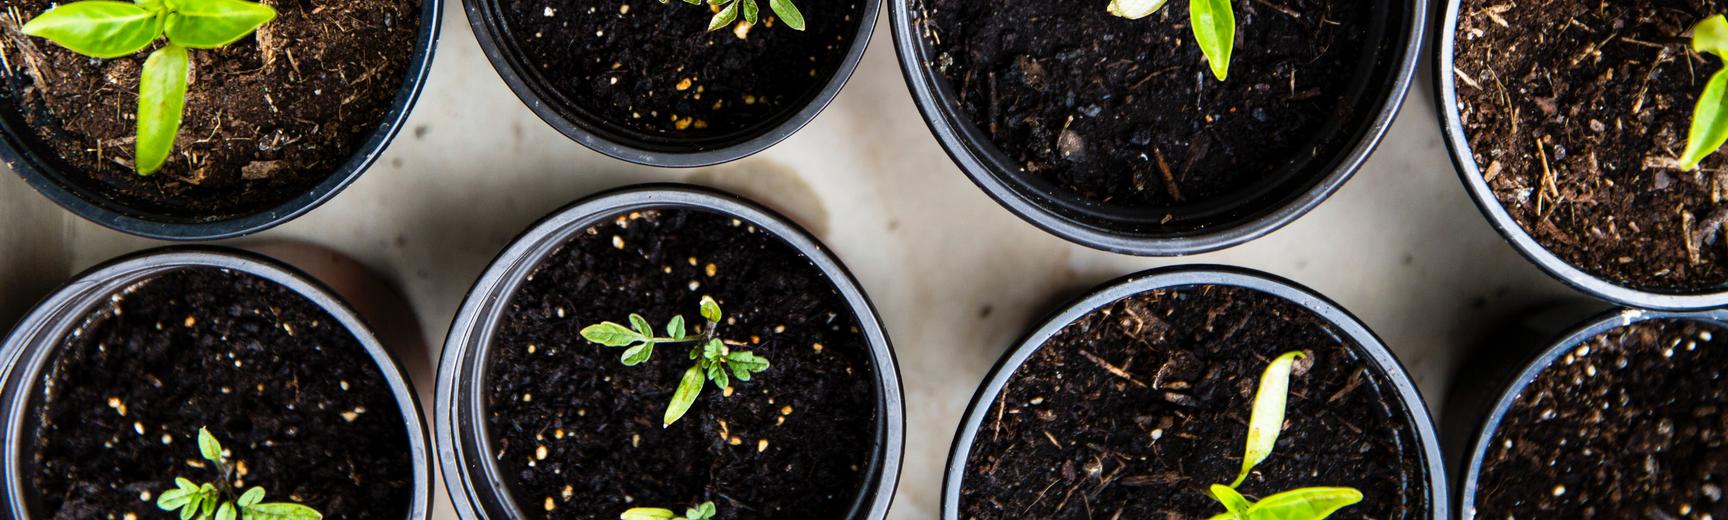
[434,184,905,518]
[464,0,878,167]
[0,246,435,518]
[941,265,1449,518]
[1433,0,1728,310]
[1443,306,1727,517]
[889,2,1425,256]
[0,2,443,241]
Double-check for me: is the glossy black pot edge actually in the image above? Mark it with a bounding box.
[889,1,1427,256]
[462,0,878,167]
[0,246,434,519]
[433,184,906,519]
[1432,0,1728,309]
[0,1,443,241]
[1444,306,1728,517]
[939,265,1450,518]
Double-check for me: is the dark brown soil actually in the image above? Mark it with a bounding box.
[485,209,879,519]
[0,0,421,220]
[1474,318,1728,518]
[1453,0,1728,290]
[497,0,861,142]
[923,0,1380,210]
[27,268,414,519]
[960,285,1430,519]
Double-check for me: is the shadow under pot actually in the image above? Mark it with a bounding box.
[0,248,433,518]
[1451,309,1728,518]
[1437,0,1728,309]
[890,0,1424,255]
[465,0,878,167]
[435,185,904,519]
[943,266,1447,519]
[0,0,440,240]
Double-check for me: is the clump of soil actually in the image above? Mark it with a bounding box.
[485,209,879,519]
[28,268,414,519]
[1474,318,1728,518]
[1453,0,1728,290]
[923,0,1380,209]
[961,285,1431,518]
[0,0,422,220]
[497,0,861,142]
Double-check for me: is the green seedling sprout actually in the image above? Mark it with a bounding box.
[1108,0,1234,80]
[1682,15,1728,170]
[1202,351,1363,520]
[621,500,718,520]
[155,427,322,520]
[21,0,276,175]
[580,296,771,427]
[662,0,805,32]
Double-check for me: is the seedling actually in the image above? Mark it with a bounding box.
[21,0,276,175]
[580,296,771,427]
[660,0,804,32]
[1202,351,1362,520]
[155,427,322,520]
[1107,0,1234,81]
[621,500,718,520]
[1682,15,1728,170]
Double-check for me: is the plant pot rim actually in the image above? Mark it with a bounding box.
[433,183,906,519]
[0,0,443,241]
[0,246,435,519]
[1433,0,1728,310]
[461,0,879,168]
[887,1,1426,256]
[939,265,1449,518]
[1453,307,1728,517]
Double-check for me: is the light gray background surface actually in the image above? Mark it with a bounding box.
[0,4,1588,518]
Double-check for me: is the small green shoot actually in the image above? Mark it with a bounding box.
[1201,351,1363,520]
[21,0,276,175]
[621,500,718,520]
[1107,0,1235,81]
[659,0,804,32]
[155,427,322,520]
[1682,14,1728,170]
[581,296,771,427]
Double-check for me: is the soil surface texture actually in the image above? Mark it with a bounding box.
[0,0,421,220]
[485,209,879,519]
[1475,318,1728,518]
[28,268,414,519]
[1454,0,1728,290]
[497,0,861,143]
[961,285,1430,519]
[924,0,1381,210]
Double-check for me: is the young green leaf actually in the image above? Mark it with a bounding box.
[1231,351,1305,488]
[582,322,644,347]
[237,487,266,508]
[20,1,160,58]
[706,360,731,390]
[1209,484,1252,520]
[667,315,687,340]
[621,343,655,366]
[665,364,706,427]
[163,0,275,48]
[157,488,196,510]
[1697,15,1728,56]
[702,338,724,360]
[1243,487,1362,520]
[707,1,738,31]
[216,501,237,520]
[1189,0,1234,81]
[136,43,189,175]
[622,508,678,520]
[196,426,223,462]
[767,0,804,30]
[199,484,219,516]
[725,351,769,381]
[243,502,325,520]
[1107,0,1167,19]
[688,502,718,520]
[1682,15,1728,170]
[699,296,722,323]
[741,0,759,25]
[630,314,655,337]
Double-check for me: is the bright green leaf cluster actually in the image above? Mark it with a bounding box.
[580,296,771,427]
[659,0,804,32]
[1682,15,1728,170]
[1107,0,1235,81]
[156,427,323,520]
[21,0,276,175]
[1201,351,1363,520]
[621,500,718,520]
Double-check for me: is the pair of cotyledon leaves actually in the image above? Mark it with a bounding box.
[156,427,322,520]
[21,0,275,174]
[1107,0,1234,81]
[662,0,804,33]
[622,500,718,520]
